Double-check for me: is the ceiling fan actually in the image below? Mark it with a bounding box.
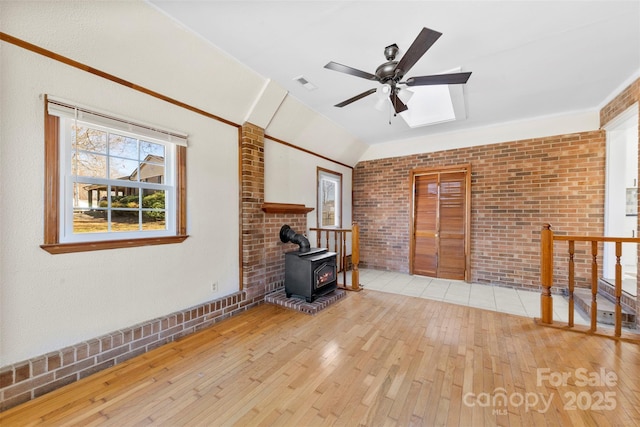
[324,27,472,114]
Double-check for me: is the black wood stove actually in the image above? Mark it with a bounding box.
[280,225,337,302]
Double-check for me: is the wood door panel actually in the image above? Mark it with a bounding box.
[438,236,465,279]
[413,174,438,276]
[414,237,437,276]
[412,168,468,280]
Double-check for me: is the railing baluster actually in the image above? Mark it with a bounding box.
[341,230,347,286]
[590,241,598,332]
[540,224,554,324]
[568,240,575,327]
[352,222,360,291]
[540,225,640,338]
[334,230,340,273]
[615,242,622,337]
[309,226,360,291]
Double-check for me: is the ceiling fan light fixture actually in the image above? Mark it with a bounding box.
[398,87,414,104]
[374,97,390,112]
[376,84,391,99]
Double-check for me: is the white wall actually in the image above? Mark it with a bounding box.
[264,138,353,234]
[0,1,246,365]
[603,104,639,279]
[0,60,240,365]
[0,0,363,366]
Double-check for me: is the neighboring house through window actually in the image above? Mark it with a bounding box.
[317,167,342,228]
[42,96,188,254]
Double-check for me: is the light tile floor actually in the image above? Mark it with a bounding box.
[355,268,591,325]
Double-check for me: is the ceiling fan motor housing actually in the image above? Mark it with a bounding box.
[375,61,400,83]
[384,43,399,60]
[376,43,403,83]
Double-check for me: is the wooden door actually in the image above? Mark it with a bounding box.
[413,174,438,276]
[411,166,470,280]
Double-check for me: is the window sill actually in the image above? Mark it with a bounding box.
[40,235,189,254]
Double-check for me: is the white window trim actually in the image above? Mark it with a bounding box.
[317,168,342,228]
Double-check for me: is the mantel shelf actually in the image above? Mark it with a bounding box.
[261,202,314,214]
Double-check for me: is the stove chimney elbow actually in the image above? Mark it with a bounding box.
[279,224,310,253]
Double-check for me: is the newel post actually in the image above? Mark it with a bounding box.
[540,224,554,324]
[351,222,360,291]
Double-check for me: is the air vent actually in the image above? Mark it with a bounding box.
[293,75,317,91]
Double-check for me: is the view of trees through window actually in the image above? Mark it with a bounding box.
[70,123,168,234]
[321,179,336,226]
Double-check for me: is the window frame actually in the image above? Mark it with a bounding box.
[317,167,343,228]
[41,97,188,254]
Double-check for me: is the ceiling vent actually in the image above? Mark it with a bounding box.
[293,75,317,91]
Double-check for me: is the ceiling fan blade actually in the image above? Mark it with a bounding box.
[335,88,377,107]
[405,72,472,86]
[395,27,442,76]
[324,61,377,81]
[390,92,408,114]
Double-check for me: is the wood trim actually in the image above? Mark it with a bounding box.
[265,135,353,170]
[40,235,189,254]
[464,164,472,282]
[43,97,59,245]
[554,235,640,243]
[409,164,472,280]
[42,97,189,254]
[261,203,314,214]
[409,170,415,275]
[0,31,240,129]
[238,127,244,291]
[176,146,187,236]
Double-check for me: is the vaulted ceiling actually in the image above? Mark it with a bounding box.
[150,1,639,150]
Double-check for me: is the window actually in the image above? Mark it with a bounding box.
[42,96,188,254]
[317,167,342,228]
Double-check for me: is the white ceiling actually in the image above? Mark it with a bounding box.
[150,1,640,146]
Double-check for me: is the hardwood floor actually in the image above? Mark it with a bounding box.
[2,289,639,426]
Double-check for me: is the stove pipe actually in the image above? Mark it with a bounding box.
[279,224,310,253]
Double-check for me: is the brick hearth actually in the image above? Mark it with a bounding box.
[265,289,347,315]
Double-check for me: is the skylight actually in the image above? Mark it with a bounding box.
[397,68,468,128]
[398,85,456,128]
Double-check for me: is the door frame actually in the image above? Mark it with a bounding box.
[409,164,472,281]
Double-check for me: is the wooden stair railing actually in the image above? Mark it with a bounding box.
[540,223,640,338]
[309,223,361,291]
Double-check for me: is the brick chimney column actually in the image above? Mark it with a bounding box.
[241,122,266,301]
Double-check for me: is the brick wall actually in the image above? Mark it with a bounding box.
[354,130,606,291]
[600,79,640,127]
[241,123,267,300]
[241,123,310,297]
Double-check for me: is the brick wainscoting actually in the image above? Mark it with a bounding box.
[0,292,257,410]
